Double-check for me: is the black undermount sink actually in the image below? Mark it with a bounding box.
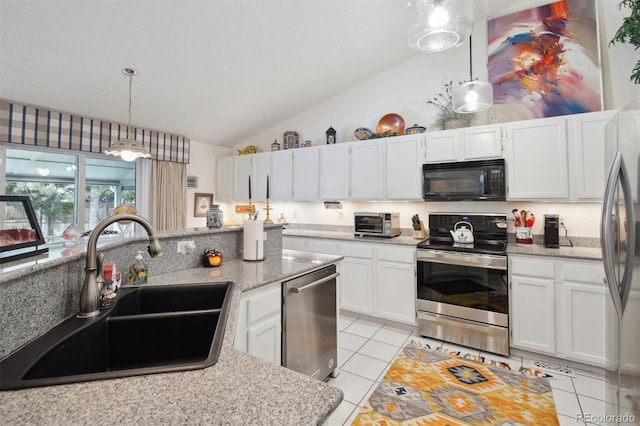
[0,281,234,391]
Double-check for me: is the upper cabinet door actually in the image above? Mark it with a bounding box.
[385,134,425,200]
[292,147,319,201]
[424,129,462,163]
[233,155,252,201]
[319,143,350,200]
[463,125,502,160]
[216,156,234,201]
[351,140,384,200]
[568,111,617,200]
[252,152,271,202]
[504,116,569,200]
[270,150,293,201]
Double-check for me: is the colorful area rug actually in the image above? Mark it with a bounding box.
[352,341,559,426]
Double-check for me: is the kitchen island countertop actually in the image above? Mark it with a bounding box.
[0,249,344,425]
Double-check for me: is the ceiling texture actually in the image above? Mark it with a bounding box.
[1,0,518,147]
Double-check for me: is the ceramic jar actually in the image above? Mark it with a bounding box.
[206,204,223,228]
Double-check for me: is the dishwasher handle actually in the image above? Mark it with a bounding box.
[291,272,340,293]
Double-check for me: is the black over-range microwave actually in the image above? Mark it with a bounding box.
[422,158,506,201]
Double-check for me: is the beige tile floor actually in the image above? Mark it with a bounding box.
[324,313,609,426]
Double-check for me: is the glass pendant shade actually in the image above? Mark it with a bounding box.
[103,68,151,162]
[452,80,493,113]
[407,0,472,53]
[104,138,151,162]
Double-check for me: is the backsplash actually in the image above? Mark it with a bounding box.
[0,226,283,359]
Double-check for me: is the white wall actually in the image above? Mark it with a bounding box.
[229,0,639,155]
[185,140,231,228]
[222,200,601,238]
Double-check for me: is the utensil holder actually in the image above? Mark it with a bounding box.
[412,222,427,239]
[515,226,533,244]
[243,220,264,261]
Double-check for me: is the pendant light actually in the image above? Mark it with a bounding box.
[104,68,151,162]
[407,0,472,53]
[452,37,493,113]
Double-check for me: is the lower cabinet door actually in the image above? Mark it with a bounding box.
[555,281,607,366]
[375,260,416,325]
[247,316,282,365]
[510,275,556,354]
[339,257,373,314]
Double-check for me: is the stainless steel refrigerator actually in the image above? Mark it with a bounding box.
[602,94,640,424]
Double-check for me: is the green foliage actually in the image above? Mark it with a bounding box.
[610,0,640,84]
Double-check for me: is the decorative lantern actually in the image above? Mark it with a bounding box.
[271,139,281,151]
[326,126,336,144]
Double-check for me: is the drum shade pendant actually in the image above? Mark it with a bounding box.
[407,0,472,53]
[452,37,493,113]
[104,68,151,162]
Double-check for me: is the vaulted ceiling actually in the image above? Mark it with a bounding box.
[1,0,519,147]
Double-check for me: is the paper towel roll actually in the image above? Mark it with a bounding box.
[243,220,264,261]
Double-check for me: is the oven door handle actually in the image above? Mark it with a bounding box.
[417,249,507,270]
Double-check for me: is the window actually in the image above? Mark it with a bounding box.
[1,146,136,243]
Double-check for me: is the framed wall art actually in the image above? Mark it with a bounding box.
[487,0,602,122]
[194,193,213,217]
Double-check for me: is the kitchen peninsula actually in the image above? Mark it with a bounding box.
[0,225,343,425]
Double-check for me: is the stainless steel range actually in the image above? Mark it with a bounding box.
[416,213,509,356]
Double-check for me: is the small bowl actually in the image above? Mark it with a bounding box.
[354,127,373,140]
[404,124,426,134]
[376,113,405,134]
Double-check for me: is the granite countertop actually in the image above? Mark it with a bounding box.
[283,228,426,246]
[507,243,602,261]
[0,249,344,425]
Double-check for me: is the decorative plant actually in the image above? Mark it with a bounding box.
[426,81,474,129]
[610,0,640,84]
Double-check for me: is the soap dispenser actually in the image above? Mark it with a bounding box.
[128,250,148,285]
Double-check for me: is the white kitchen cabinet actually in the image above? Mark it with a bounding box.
[510,274,556,355]
[339,242,374,314]
[270,150,293,201]
[568,111,617,200]
[385,134,425,200]
[504,116,569,199]
[350,140,384,200]
[374,245,416,324]
[424,128,462,162]
[292,147,319,201]
[235,282,282,365]
[319,143,350,200]
[216,156,234,201]
[424,125,502,163]
[233,152,270,202]
[509,255,608,367]
[463,125,503,160]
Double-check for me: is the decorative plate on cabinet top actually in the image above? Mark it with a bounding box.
[376,113,405,135]
[354,127,374,140]
[283,131,299,149]
[404,124,426,134]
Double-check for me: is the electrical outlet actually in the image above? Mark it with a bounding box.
[293,211,298,219]
[177,240,195,254]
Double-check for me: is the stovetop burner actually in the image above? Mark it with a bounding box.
[417,213,508,256]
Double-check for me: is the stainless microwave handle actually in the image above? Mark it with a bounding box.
[290,272,340,293]
[417,249,507,270]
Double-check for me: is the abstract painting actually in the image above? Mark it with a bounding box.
[487,0,602,121]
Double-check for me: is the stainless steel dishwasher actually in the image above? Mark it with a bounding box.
[282,264,338,381]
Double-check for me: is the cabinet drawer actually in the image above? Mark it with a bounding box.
[376,245,415,263]
[510,257,555,278]
[340,242,374,259]
[307,239,339,255]
[561,261,604,285]
[246,285,281,324]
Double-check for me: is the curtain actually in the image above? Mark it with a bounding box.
[149,160,187,231]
